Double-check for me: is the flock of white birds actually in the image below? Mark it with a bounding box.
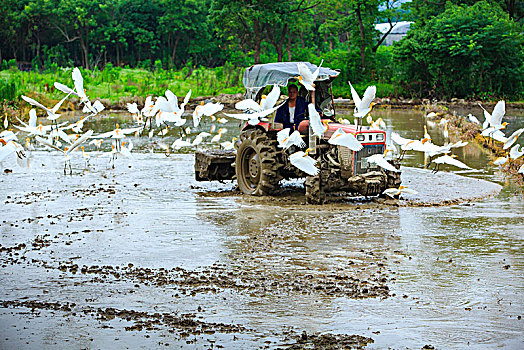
[1,63,523,199]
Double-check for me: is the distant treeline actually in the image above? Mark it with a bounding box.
[0,0,523,99]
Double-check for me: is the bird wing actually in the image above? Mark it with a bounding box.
[383,188,400,197]
[35,136,64,153]
[92,100,105,113]
[54,82,78,96]
[224,105,277,122]
[348,81,361,109]
[491,130,508,143]
[367,154,399,172]
[235,99,262,112]
[121,126,143,134]
[297,62,314,84]
[490,100,505,126]
[156,96,174,113]
[311,59,323,81]
[509,144,523,160]
[21,95,51,114]
[0,142,20,162]
[72,67,86,98]
[435,155,472,169]
[67,130,94,154]
[127,103,139,114]
[503,128,524,150]
[182,89,191,107]
[28,109,38,128]
[91,130,115,138]
[359,85,376,111]
[287,130,306,148]
[51,92,72,113]
[165,90,179,109]
[290,152,319,176]
[400,188,418,195]
[308,104,325,137]
[201,103,224,116]
[478,103,491,129]
[391,132,412,146]
[328,128,363,151]
[261,85,281,110]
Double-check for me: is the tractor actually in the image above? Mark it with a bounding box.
[194,62,401,204]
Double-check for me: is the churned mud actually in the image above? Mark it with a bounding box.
[1,110,522,349]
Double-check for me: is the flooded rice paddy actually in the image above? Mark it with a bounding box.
[1,109,523,349]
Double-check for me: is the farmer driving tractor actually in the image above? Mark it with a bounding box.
[275,84,321,129]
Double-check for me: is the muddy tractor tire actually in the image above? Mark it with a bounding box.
[236,129,281,195]
[305,173,326,204]
[385,159,402,188]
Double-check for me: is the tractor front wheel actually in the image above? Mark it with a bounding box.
[236,129,281,195]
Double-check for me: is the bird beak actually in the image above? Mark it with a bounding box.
[304,148,312,156]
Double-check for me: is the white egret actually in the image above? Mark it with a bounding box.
[328,128,363,152]
[21,94,71,122]
[120,141,134,158]
[467,114,480,124]
[277,129,306,150]
[192,132,211,146]
[193,102,224,127]
[1,130,18,143]
[210,128,226,143]
[220,137,238,150]
[479,100,505,130]
[289,148,319,176]
[383,186,418,197]
[80,146,90,168]
[365,151,399,172]
[308,104,329,137]
[0,140,25,163]
[172,138,192,150]
[348,81,376,119]
[337,118,351,125]
[72,67,90,104]
[431,154,472,172]
[4,116,8,129]
[224,105,280,126]
[296,61,322,91]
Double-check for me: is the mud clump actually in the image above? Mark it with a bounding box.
[280,331,373,349]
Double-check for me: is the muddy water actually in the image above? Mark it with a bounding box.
[1,109,523,349]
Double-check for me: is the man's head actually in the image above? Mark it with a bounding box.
[287,84,298,101]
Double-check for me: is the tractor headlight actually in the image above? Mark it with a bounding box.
[376,133,384,141]
[357,134,365,141]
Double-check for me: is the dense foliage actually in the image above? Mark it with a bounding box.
[0,0,522,99]
[395,1,524,99]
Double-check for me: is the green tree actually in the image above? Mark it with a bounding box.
[394,1,524,98]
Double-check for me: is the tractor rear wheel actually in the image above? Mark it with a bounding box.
[236,129,281,195]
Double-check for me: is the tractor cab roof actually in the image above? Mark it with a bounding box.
[243,62,340,99]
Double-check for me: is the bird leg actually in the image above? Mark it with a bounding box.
[63,162,67,175]
[432,164,440,174]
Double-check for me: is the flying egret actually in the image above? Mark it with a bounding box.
[72,67,90,104]
[35,130,93,174]
[479,100,505,130]
[365,150,399,172]
[82,100,105,116]
[21,94,71,123]
[328,128,363,151]
[503,128,524,150]
[308,104,329,137]
[467,114,480,124]
[431,154,472,173]
[236,85,281,113]
[224,105,280,126]
[277,128,306,150]
[348,82,376,120]
[509,144,523,160]
[193,102,224,127]
[289,148,319,176]
[383,186,418,198]
[296,61,322,91]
